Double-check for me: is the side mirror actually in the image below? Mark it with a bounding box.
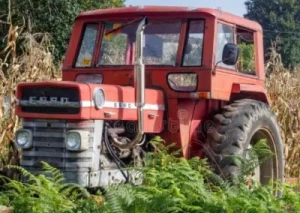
[222,43,239,65]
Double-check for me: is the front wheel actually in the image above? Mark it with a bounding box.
[205,99,284,185]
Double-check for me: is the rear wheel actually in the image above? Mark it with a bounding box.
[205,99,284,185]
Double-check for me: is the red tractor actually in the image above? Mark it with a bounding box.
[15,6,284,187]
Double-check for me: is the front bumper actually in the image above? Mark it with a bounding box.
[65,169,133,187]
[25,169,131,187]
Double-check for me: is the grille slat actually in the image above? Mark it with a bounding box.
[34,142,65,148]
[23,121,66,128]
[21,119,95,170]
[33,132,65,138]
[22,151,93,158]
[23,161,94,169]
[34,137,64,143]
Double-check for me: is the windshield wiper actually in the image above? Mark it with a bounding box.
[105,17,146,35]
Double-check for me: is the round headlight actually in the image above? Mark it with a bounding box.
[16,130,32,148]
[66,132,81,150]
[94,88,105,109]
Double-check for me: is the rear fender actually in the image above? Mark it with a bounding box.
[230,83,270,104]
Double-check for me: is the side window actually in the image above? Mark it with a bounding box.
[216,23,235,69]
[75,24,98,67]
[183,20,204,66]
[237,28,256,75]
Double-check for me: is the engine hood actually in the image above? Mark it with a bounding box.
[16,81,165,133]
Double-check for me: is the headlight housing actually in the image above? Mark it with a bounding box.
[15,129,32,149]
[66,130,89,151]
[76,74,103,84]
[93,88,105,109]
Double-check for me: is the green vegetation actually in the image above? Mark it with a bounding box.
[238,43,255,73]
[0,163,90,213]
[0,138,300,213]
[0,0,125,61]
[245,0,300,68]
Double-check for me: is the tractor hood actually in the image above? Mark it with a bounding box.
[16,81,165,133]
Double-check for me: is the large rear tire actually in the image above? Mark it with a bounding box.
[205,99,284,185]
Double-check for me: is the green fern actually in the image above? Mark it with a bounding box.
[0,162,93,213]
[0,138,300,212]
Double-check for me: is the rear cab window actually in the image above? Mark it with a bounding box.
[237,27,256,75]
[215,22,257,75]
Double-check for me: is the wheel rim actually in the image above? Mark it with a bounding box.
[248,128,279,185]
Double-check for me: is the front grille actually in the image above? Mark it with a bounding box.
[20,87,80,114]
[21,119,95,172]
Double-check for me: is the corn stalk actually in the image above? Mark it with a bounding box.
[0,0,59,172]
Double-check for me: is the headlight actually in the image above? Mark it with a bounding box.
[66,131,89,151]
[15,129,32,149]
[93,88,105,109]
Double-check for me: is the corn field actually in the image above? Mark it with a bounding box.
[266,50,300,178]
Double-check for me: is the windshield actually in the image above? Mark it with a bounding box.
[98,20,181,66]
[75,19,205,67]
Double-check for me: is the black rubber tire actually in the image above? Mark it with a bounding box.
[205,99,284,184]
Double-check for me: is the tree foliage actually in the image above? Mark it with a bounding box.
[244,0,300,68]
[0,0,124,61]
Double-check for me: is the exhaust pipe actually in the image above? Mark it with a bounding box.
[107,18,147,149]
[132,17,147,147]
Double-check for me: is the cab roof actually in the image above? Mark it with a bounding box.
[78,6,262,31]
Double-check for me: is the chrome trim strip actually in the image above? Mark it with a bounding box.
[17,100,165,110]
[80,101,92,107]
[19,100,81,108]
[103,101,165,110]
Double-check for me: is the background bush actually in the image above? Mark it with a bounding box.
[0,0,125,61]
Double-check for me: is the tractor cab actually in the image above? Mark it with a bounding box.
[63,6,265,99]
[15,7,284,188]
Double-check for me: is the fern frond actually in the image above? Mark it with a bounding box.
[5,165,36,182]
[60,183,90,199]
[40,161,64,184]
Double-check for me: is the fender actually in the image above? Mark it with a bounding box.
[230,83,270,104]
